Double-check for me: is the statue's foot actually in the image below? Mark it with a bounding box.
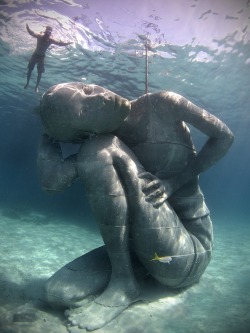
[35,87,39,93]
[66,283,140,331]
[66,301,128,331]
[24,83,28,89]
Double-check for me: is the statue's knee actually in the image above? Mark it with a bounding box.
[78,135,116,160]
[78,135,117,175]
[45,275,70,308]
[45,268,82,308]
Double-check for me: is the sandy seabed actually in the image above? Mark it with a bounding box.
[0,209,250,333]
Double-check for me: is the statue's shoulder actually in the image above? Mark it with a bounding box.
[132,91,185,106]
[150,91,185,104]
[131,91,185,119]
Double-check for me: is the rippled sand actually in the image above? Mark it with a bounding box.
[0,211,249,333]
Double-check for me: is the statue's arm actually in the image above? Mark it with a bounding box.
[37,134,79,193]
[166,92,234,194]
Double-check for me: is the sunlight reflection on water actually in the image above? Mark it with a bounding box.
[0,0,249,120]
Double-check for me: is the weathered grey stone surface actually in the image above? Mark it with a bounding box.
[37,83,234,331]
[39,82,130,142]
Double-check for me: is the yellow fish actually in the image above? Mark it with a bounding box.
[151,252,172,264]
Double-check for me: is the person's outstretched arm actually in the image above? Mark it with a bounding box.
[50,38,73,46]
[37,134,79,193]
[26,23,40,38]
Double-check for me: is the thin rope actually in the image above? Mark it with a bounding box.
[145,37,149,94]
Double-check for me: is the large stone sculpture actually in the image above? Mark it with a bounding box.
[37,82,234,331]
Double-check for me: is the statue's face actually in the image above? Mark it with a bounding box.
[39,82,131,142]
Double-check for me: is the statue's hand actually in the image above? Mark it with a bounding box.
[138,172,169,208]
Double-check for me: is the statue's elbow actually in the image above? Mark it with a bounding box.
[40,180,64,194]
[218,128,234,152]
[226,130,234,150]
[39,172,66,193]
[229,130,234,144]
[42,187,64,194]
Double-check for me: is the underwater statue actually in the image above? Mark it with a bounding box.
[36,82,234,331]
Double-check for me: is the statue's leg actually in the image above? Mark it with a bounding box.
[77,142,141,306]
[66,134,212,330]
[45,246,111,308]
[130,213,212,288]
[66,135,143,331]
[112,142,212,288]
[45,246,145,309]
[42,134,145,310]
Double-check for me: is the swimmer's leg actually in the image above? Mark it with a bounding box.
[24,56,35,89]
[35,59,44,92]
[24,68,32,89]
[35,72,42,92]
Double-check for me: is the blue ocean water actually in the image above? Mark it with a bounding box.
[0,1,250,332]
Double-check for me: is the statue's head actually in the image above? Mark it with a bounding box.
[39,82,131,142]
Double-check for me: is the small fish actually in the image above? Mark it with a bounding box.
[151,252,172,264]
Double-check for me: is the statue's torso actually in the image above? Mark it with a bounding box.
[116,95,196,179]
[115,93,210,220]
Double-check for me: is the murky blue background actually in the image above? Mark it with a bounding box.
[1,0,249,223]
